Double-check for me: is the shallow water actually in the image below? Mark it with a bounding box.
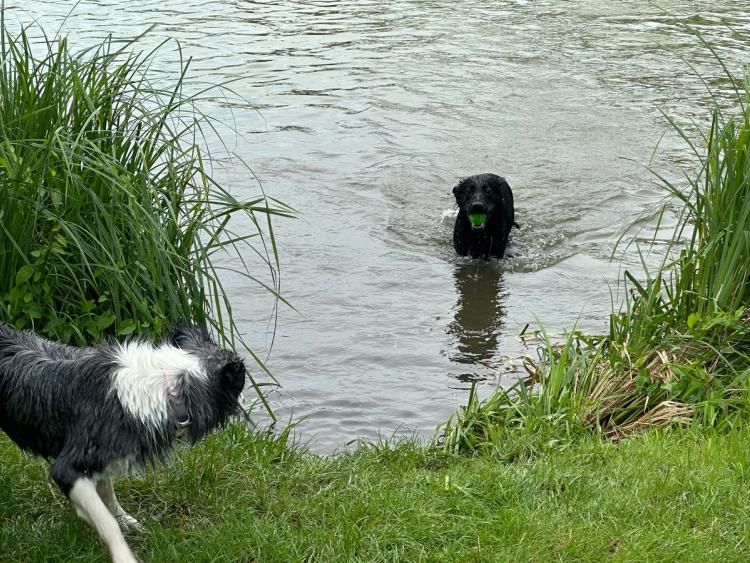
[14,1,750,452]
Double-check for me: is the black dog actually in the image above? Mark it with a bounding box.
[0,323,245,563]
[452,173,516,259]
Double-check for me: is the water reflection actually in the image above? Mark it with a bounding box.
[447,262,506,381]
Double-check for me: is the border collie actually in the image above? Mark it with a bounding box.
[0,323,245,563]
[452,173,516,259]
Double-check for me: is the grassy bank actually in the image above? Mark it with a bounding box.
[2,17,750,563]
[441,59,750,453]
[1,426,749,562]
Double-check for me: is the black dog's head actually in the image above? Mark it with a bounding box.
[168,325,246,442]
[452,174,510,231]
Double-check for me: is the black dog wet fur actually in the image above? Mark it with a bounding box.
[452,173,516,259]
[0,323,246,563]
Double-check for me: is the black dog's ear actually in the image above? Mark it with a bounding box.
[170,324,210,348]
[485,176,510,200]
[453,177,471,197]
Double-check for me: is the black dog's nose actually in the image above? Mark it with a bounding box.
[469,202,485,214]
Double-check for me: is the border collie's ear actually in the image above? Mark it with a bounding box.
[170,324,210,348]
[220,359,246,394]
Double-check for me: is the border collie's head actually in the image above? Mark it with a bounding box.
[168,325,246,442]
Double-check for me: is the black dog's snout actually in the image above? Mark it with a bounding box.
[469,202,485,214]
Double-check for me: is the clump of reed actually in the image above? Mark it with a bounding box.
[0,20,293,409]
[441,58,750,455]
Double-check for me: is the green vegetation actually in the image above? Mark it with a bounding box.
[2,14,750,563]
[0,21,293,410]
[2,426,750,562]
[441,67,750,454]
[0,23,292,351]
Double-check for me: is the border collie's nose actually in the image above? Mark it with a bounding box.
[469,202,485,214]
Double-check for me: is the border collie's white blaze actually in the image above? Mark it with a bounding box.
[112,341,206,426]
[0,323,246,563]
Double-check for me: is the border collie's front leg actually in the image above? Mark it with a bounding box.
[97,479,143,531]
[52,463,138,563]
[70,478,138,563]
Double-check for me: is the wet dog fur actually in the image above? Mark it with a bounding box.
[0,323,245,563]
[452,173,516,259]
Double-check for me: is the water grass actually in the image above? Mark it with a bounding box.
[440,51,750,455]
[0,21,294,408]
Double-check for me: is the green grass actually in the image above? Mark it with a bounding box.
[0,20,293,343]
[441,49,750,452]
[2,17,749,563]
[1,425,750,562]
[0,20,293,409]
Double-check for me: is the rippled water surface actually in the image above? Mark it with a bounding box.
[14,1,750,451]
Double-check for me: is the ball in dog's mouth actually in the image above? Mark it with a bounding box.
[468,213,487,229]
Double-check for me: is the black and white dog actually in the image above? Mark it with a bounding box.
[0,323,245,563]
[452,173,516,259]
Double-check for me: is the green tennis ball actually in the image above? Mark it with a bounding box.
[468,213,487,227]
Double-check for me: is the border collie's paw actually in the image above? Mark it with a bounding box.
[118,513,144,532]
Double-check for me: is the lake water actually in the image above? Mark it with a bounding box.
[13,1,750,452]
